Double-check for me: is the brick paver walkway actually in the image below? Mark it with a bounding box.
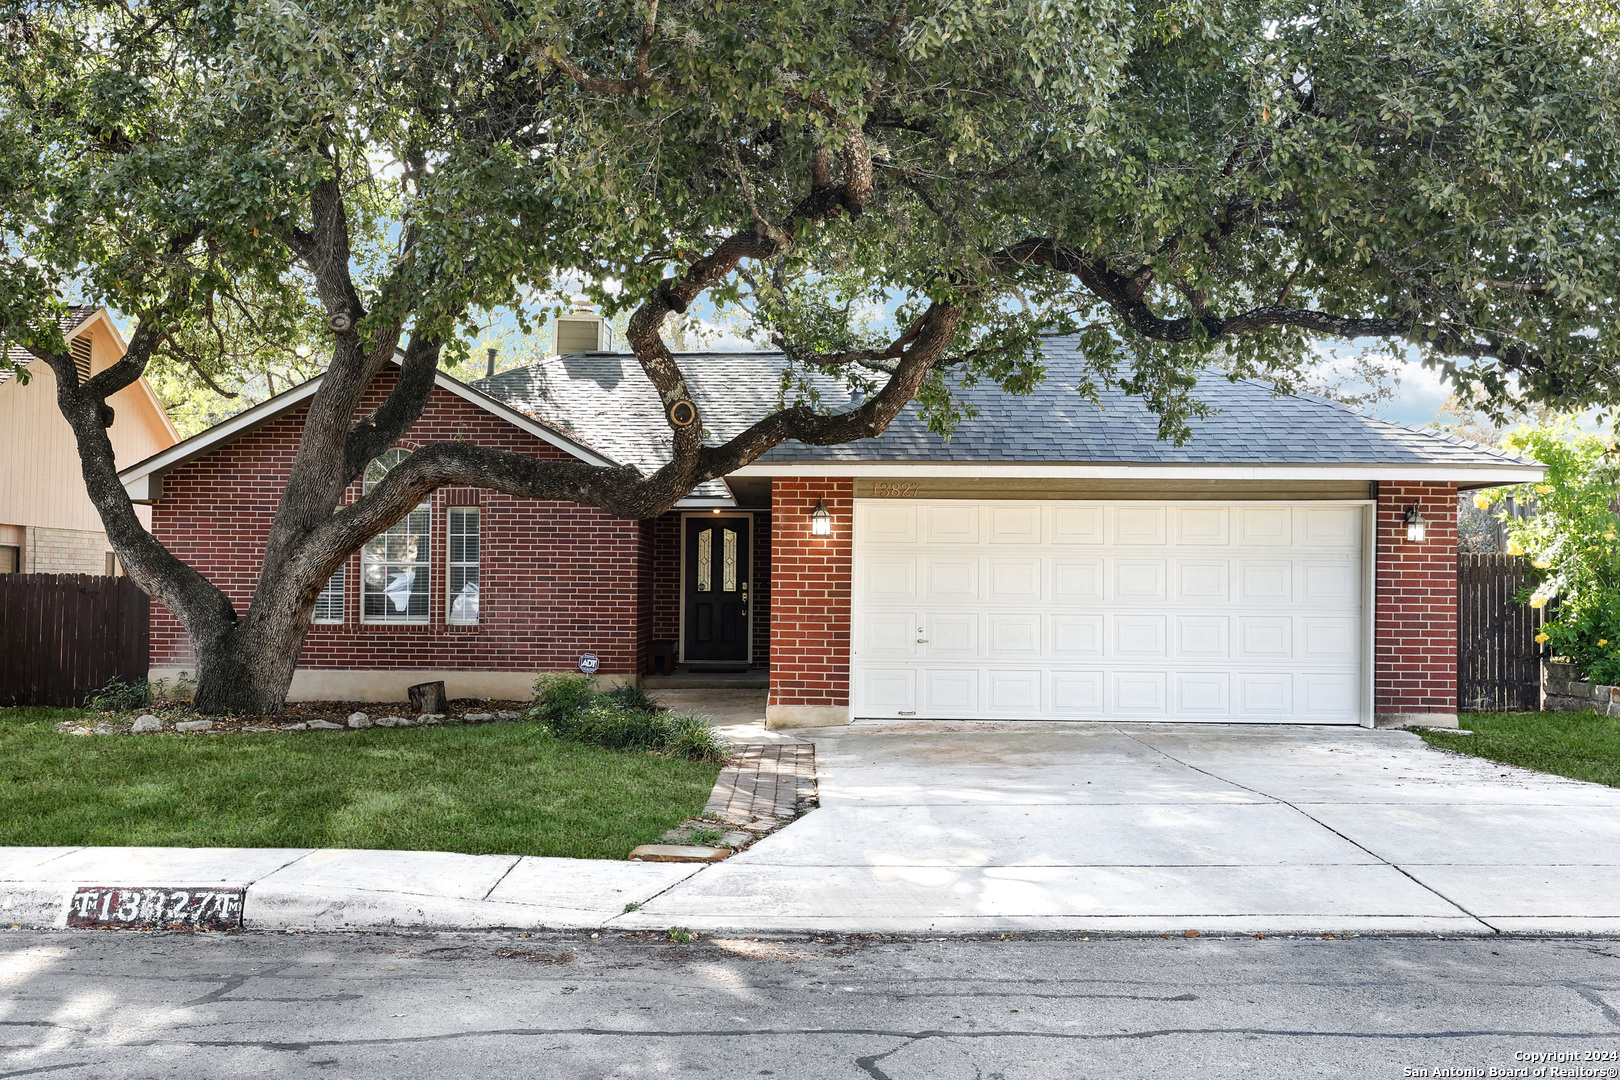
[704,742,817,824]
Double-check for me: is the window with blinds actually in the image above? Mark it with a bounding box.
[447,508,480,624]
[312,566,345,623]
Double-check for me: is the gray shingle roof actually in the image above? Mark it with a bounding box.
[472,337,1536,475]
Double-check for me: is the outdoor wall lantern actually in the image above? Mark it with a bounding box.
[1404,504,1428,543]
[810,497,832,537]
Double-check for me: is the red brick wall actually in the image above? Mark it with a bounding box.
[150,369,644,675]
[751,511,771,667]
[768,478,852,708]
[1374,481,1458,718]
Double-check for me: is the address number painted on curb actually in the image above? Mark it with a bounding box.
[67,886,245,930]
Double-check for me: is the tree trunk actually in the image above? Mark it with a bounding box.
[190,615,310,715]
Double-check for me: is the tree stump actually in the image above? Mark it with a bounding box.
[408,681,447,715]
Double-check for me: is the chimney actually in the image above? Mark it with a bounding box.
[486,347,497,378]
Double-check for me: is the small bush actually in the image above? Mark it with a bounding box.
[604,681,661,715]
[530,676,728,763]
[84,676,153,713]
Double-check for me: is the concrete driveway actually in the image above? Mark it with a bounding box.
[623,722,1620,935]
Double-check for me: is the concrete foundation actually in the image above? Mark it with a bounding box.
[765,704,851,730]
[148,667,636,703]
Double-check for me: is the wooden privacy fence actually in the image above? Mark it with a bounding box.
[1458,553,1543,712]
[0,574,149,707]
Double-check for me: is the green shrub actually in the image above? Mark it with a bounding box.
[604,681,661,715]
[529,675,728,763]
[84,676,153,713]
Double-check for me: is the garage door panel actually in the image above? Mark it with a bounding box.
[1115,506,1166,545]
[861,668,917,711]
[1240,561,1292,602]
[987,614,1041,656]
[1177,672,1232,716]
[990,505,1042,544]
[924,613,978,656]
[1237,672,1294,714]
[1177,561,1231,600]
[862,612,920,658]
[1116,560,1168,601]
[1240,507,1292,545]
[1302,617,1357,660]
[1176,506,1230,546]
[925,558,979,601]
[1051,670,1105,713]
[1176,616,1231,658]
[1114,671,1168,712]
[1302,506,1359,548]
[1054,559,1104,600]
[1052,614,1104,656]
[989,558,1042,600]
[988,670,1043,711]
[861,503,918,544]
[924,505,979,544]
[861,556,918,600]
[1052,506,1104,544]
[853,500,1364,723]
[1238,616,1293,659]
[924,668,979,712]
[1115,615,1168,657]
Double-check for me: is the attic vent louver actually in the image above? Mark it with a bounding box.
[550,296,610,355]
[70,338,91,382]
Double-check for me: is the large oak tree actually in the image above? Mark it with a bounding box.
[2,0,1616,712]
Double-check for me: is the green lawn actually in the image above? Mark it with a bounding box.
[0,708,720,859]
[1420,710,1620,788]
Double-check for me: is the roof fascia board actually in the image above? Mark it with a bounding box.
[728,462,1545,483]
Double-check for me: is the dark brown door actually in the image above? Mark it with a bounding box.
[684,516,750,663]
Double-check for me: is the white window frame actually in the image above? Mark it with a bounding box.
[361,449,432,625]
[312,565,345,624]
[446,507,481,625]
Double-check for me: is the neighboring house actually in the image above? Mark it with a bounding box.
[119,319,1542,729]
[2,307,180,575]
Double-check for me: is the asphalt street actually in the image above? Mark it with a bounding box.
[3,930,1619,1079]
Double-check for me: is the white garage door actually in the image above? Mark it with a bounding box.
[851,500,1368,723]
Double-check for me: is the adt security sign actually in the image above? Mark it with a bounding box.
[578,653,600,675]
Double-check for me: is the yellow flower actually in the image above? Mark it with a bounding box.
[1529,595,1548,609]
[1608,529,1618,541]
[1536,633,1550,644]
[1532,558,1549,569]
[1537,484,1553,494]
[1473,493,1491,510]
[1507,540,1525,556]
[1601,640,1610,648]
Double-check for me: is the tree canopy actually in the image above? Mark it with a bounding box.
[2,0,1617,710]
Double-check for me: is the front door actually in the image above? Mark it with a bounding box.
[683,515,750,664]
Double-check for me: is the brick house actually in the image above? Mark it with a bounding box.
[119,332,1541,728]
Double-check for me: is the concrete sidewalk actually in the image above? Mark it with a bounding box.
[6,722,1620,936]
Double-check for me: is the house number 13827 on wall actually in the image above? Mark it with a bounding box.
[872,483,921,498]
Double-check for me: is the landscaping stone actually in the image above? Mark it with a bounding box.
[415,714,444,725]
[280,723,308,731]
[1543,661,1620,715]
[130,714,164,733]
[346,712,372,729]
[242,725,276,733]
[307,720,344,730]
[174,719,214,733]
[628,844,731,864]
[464,712,494,723]
[496,710,521,721]
[93,723,119,735]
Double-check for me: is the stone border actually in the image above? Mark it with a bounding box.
[1544,661,1620,715]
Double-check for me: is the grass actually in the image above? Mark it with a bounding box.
[0,707,721,860]
[1419,710,1620,788]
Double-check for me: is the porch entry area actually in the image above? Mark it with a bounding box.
[683,514,752,667]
